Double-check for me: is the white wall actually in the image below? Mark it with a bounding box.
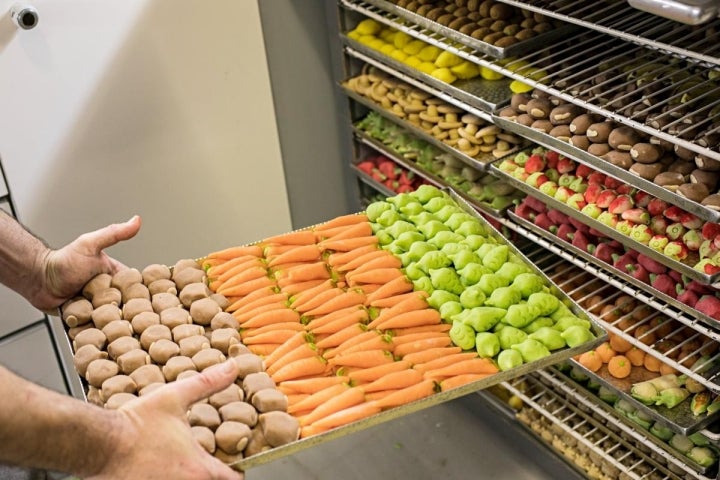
[0,0,292,268]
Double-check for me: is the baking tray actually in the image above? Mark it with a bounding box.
[342,84,501,171]
[505,209,720,333]
[356,0,576,59]
[353,127,518,219]
[492,114,720,224]
[343,36,512,114]
[490,159,720,286]
[544,367,715,474]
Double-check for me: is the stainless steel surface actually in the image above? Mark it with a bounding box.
[492,114,720,224]
[343,36,512,114]
[0,322,66,394]
[47,315,85,401]
[628,0,718,26]
[495,0,720,64]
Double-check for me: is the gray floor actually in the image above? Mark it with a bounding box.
[248,392,582,480]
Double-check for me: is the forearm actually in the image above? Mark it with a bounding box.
[0,210,49,303]
[0,365,119,477]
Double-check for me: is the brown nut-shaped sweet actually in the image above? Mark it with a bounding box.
[219,401,259,427]
[630,143,663,164]
[209,294,230,311]
[148,338,181,365]
[192,348,226,371]
[190,298,222,326]
[130,364,166,390]
[172,266,206,291]
[209,384,244,409]
[258,411,301,448]
[587,143,611,157]
[601,150,633,170]
[141,263,171,286]
[147,278,178,296]
[678,182,710,203]
[244,427,271,457]
[91,304,123,330]
[215,421,252,455]
[163,355,197,382]
[73,344,108,377]
[569,114,597,135]
[251,389,288,413]
[85,359,119,388]
[179,282,211,308]
[173,324,206,343]
[104,392,137,410]
[653,171,686,188]
[152,292,182,314]
[122,283,150,303]
[690,169,719,191]
[629,162,664,181]
[210,328,241,355]
[188,403,222,430]
[101,374,137,402]
[139,324,172,350]
[242,372,276,402]
[549,104,582,126]
[160,306,192,329]
[608,126,642,152]
[91,287,122,309]
[525,98,552,119]
[61,297,93,328]
[130,311,160,335]
[122,298,153,322]
[232,353,265,378]
[73,328,107,352]
[107,336,141,360]
[111,268,143,293]
[191,426,216,454]
[116,348,151,375]
[586,122,613,143]
[102,320,133,344]
[570,135,590,151]
[82,273,112,301]
[211,312,240,331]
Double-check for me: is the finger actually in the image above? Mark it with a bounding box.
[161,360,239,410]
[207,456,245,480]
[80,216,142,253]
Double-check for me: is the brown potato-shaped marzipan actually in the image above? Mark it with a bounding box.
[678,182,710,203]
[160,306,192,329]
[148,279,178,296]
[163,355,197,382]
[608,126,642,152]
[587,143,611,157]
[91,304,122,330]
[111,268,143,293]
[188,403,222,430]
[73,344,108,377]
[209,384,245,409]
[122,283,150,303]
[630,143,663,164]
[602,150,633,170]
[131,311,160,335]
[107,336,141,360]
[570,135,590,151]
[259,411,300,448]
[242,372,276,402]
[219,401,259,427]
[123,298,153,322]
[569,114,596,135]
[231,352,264,379]
[141,263,171,286]
[191,426,216,455]
[629,162,664,181]
[690,169,719,191]
[101,374,137,402]
[130,364,166,390]
[73,328,107,352]
[702,194,720,211]
[85,359,120,388]
[140,324,172,350]
[62,297,93,328]
[173,324,206,343]
[82,273,112,301]
[148,338,181,365]
[586,122,613,143]
[116,348,151,375]
[251,389,288,414]
[192,348,226,371]
[102,320,134,344]
[179,282,211,308]
[190,298,222,326]
[549,104,581,126]
[526,98,552,119]
[173,265,206,291]
[653,171,685,190]
[91,287,122,309]
[215,421,252,455]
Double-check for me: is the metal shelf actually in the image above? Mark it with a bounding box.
[494,0,720,65]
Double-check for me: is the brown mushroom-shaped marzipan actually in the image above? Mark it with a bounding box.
[104,392,137,410]
[586,122,613,143]
[91,304,123,330]
[653,172,685,190]
[231,352,264,378]
[85,359,120,388]
[601,151,633,170]
[630,143,663,164]
[130,364,166,390]
[73,328,107,352]
[101,374,137,402]
[569,114,597,135]
[130,311,160,335]
[122,283,150,303]
[211,312,240,331]
[629,162,664,181]
[242,373,276,402]
[91,287,122,309]
[244,427,271,457]
[111,268,143,293]
[219,401,259,427]
[701,194,720,211]
[526,98,552,119]
[209,384,244,409]
[188,403,222,430]
[148,338,181,365]
[139,324,172,351]
[61,297,93,328]
[147,279,178,296]
[107,336,141,360]
[587,143,611,157]
[116,348,151,375]
[211,328,241,355]
[82,273,112,301]
[690,169,719,191]
[258,411,300,448]
[209,294,230,311]
[678,183,710,203]
[163,355,197,382]
[152,292,182,314]
[172,266,206,291]
[190,298,222,326]
[549,104,582,126]
[73,344,108,377]
[179,282,211,308]
[192,348,226,371]
[173,324,206,343]
[102,320,134,344]
[608,126,642,152]
[141,263,171,286]
[160,306,192,330]
[122,298,153,322]
[215,421,252,455]
[191,426,216,455]
[251,389,288,413]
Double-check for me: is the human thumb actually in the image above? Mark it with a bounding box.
[164,360,239,410]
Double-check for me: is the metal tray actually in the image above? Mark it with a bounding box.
[353,127,518,218]
[544,367,715,474]
[489,159,720,286]
[343,36,512,114]
[505,209,720,333]
[492,114,720,224]
[356,0,575,59]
